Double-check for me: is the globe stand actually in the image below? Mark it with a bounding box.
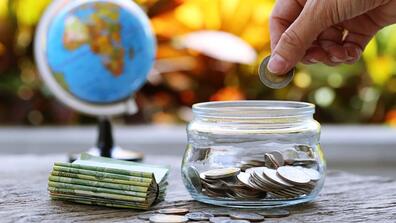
[35,0,156,164]
[69,117,144,162]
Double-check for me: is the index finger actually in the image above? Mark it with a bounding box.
[270,0,306,51]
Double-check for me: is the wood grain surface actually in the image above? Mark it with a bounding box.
[0,154,395,223]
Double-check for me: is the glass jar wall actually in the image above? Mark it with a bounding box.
[181,101,326,208]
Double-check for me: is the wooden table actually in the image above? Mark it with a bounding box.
[1,154,395,222]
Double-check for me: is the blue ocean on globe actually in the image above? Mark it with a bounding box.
[46,1,155,103]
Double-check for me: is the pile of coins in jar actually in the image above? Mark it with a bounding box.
[187,145,321,200]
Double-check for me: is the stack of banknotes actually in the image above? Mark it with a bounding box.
[48,153,169,210]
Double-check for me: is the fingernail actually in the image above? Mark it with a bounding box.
[330,56,344,63]
[267,54,288,74]
[346,56,354,60]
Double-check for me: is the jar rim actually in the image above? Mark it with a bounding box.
[192,100,315,119]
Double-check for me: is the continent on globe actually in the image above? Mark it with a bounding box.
[63,3,126,76]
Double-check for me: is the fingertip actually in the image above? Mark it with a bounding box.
[301,60,314,65]
[303,46,327,64]
[346,45,362,58]
[267,53,291,75]
[343,43,363,64]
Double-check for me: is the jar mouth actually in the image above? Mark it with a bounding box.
[192,100,315,119]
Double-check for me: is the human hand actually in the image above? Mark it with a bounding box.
[268,0,396,75]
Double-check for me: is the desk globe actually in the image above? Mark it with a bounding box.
[35,0,156,161]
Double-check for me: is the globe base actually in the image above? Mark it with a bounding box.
[69,117,144,162]
[69,146,144,162]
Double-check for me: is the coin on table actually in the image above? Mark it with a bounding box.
[206,210,231,217]
[209,217,232,223]
[135,220,149,223]
[186,212,214,221]
[211,218,250,223]
[258,55,295,89]
[229,212,264,222]
[149,214,188,223]
[138,213,154,220]
[257,208,290,218]
[158,208,189,215]
[277,166,310,185]
[202,168,241,179]
[218,220,251,223]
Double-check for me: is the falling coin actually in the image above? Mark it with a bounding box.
[257,208,290,218]
[158,208,189,215]
[149,214,188,223]
[258,55,295,89]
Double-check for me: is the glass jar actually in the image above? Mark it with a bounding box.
[181,100,326,208]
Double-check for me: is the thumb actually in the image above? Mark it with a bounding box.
[267,6,324,75]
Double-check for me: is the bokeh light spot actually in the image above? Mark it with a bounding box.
[17,86,34,100]
[359,87,379,102]
[327,72,343,88]
[294,71,311,88]
[314,87,335,107]
[28,110,43,125]
[174,2,203,29]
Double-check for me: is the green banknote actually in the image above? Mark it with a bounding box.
[52,166,153,187]
[50,193,151,210]
[49,175,151,192]
[48,186,155,203]
[48,153,169,209]
[54,162,154,179]
[76,153,170,184]
[48,181,152,198]
[50,170,153,188]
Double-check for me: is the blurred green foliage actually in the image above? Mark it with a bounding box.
[0,0,395,125]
